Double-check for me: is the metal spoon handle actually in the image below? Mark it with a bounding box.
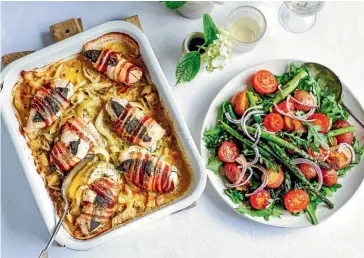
[343,103,364,129]
[38,203,69,258]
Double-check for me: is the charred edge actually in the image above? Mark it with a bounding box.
[145,160,154,176]
[44,96,60,114]
[81,50,102,63]
[49,163,57,172]
[117,159,132,172]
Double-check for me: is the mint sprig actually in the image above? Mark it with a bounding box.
[175,51,201,85]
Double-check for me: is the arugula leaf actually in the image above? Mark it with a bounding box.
[236,204,283,221]
[319,94,349,123]
[203,14,219,46]
[303,122,329,150]
[224,189,244,204]
[175,51,201,84]
[206,155,222,175]
[161,1,186,10]
[321,184,342,197]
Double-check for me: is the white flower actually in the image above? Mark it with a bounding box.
[201,27,233,73]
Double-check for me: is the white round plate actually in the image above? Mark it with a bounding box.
[200,59,364,227]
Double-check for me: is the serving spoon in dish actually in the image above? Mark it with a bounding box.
[38,155,94,258]
[304,62,364,128]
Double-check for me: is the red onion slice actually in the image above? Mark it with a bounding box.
[293,158,323,191]
[338,143,356,162]
[252,123,261,148]
[245,165,269,197]
[274,102,315,122]
[241,110,265,141]
[225,112,241,124]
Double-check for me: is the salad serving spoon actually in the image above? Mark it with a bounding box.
[304,62,364,128]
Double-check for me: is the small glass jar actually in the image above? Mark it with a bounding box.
[226,6,267,52]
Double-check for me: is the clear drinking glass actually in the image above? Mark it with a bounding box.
[279,1,325,33]
[226,6,267,52]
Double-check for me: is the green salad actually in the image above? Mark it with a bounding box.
[203,63,363,225]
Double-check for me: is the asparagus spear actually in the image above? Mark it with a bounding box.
[245,125,330,169]
[273,70,308,104]
[267,142,334,209]
[220,121,334,209]
[327,126,355,137]
[247,91,262,124]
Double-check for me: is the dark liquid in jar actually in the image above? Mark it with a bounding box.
[188,37,205,54]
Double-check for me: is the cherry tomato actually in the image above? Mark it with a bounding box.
[273,98,296,113]
[224,163,252,190]
[284,189,310,213]
[263,113,284,132]
[231,90,249,116]
[261,166,284,189]
[217,142,239,162]
[332,120,354,145]
[253,70,278,95]
[327,145,352,170]
[249,189,271,210]
[283,116,295,132]
[309,113,330,133]
[321,169,338,187]
[308,146,330,162]
[298,163,317,179]
[293,90,315,112]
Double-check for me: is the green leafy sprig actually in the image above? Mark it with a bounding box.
[161,1,186,10]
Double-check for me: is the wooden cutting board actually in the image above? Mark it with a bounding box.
[1,15,143,67]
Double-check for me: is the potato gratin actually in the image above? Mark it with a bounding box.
[12,32,192,239]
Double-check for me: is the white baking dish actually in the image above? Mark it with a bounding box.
[0,21,207,250]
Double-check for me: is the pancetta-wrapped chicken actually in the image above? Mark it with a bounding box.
[81,49,143,86]
[105,97,166,149]
[25,79,73,132]
[75,165,121,239]
[50,116,106,174]
[117,147,178,194]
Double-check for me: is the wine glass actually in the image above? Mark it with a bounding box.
[279,1,325,33]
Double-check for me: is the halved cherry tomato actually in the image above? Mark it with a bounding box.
[292,119,307,134]
[308,146,330,162]
[273,98,296,113]
[249,189,271,210]
[263,113,284,132]
[283,116,295,132]
[308,113,329,133]
[332,120,354,145]
[261,166,284,189]
[218,142,239,162]
[298,163,317,179]
[284,189,310,213]
[253,70,278,95]
[231,90,249,116]
[327,145,352,170]
[321,168,338,187]
[293,90,315,112]
[224,163,251,190]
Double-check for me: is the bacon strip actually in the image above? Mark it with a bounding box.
[75,177,121,239]
[82,48,143,86]
[118,148,178,194]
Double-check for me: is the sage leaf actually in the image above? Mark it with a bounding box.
[162,1,186,10]
[175,51,200,85]
[203,14,219,45]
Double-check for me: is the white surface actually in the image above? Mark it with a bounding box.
[1,20,206,250]
[1,1,364,258]
[200,59,364,227]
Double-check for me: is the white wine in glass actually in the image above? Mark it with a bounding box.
[279,1,325,33]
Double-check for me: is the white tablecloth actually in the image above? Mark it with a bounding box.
[2,1,364,258]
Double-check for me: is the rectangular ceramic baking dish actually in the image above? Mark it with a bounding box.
[0,21,207,250]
